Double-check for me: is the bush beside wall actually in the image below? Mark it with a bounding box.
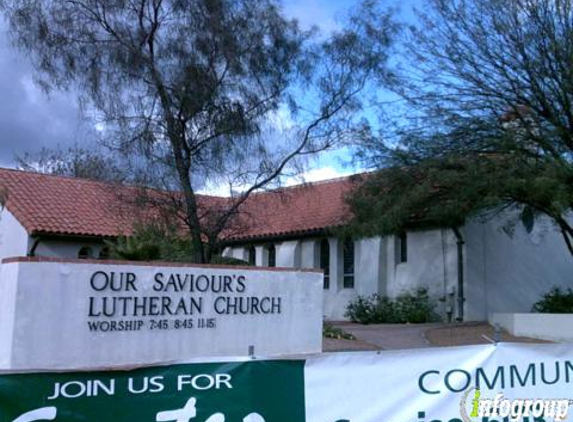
[345,288,439,324]
[532,287,573,313]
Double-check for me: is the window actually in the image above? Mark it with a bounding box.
[78,247,93,259]
[319,238,330,289]
[343,239,355,289]
[98,247,110,260]
[267,244,276,267]
[248,246,256,266]
[397,232,408,263]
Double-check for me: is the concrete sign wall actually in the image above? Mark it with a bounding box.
[0,258,323,371]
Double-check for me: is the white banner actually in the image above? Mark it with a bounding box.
[305,343,573,422]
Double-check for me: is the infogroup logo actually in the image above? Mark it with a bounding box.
[460,388,571,422]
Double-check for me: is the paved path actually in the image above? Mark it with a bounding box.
[322,337,380,352]
[331,322,445,350]
[323,322,547,352]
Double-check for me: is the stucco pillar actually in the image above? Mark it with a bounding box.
[300,240,317,269]
[328,238,343,292]
[377,237,388,296]
[277,240,301,268]
[385,235,398,298]
[232,247,248,262]
[255,245,267,267]
[355,238,382,297]
[222,247,233,258]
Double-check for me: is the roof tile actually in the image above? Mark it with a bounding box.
[0,168,361,241]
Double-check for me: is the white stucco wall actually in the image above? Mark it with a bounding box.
[0,206,109,262]
[490,313,573,342]
[34,239,107,260]
[465,213,573,321]
[0,262,19,368]
[0,208,29,261]
[0,259,323,370]
[321,238,353,320]
[301,240,317,269]
[277,241,301,268]
[354,238,383,297]
[226,237,387,320]
[383,229,459,320]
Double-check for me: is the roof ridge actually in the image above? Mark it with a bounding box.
[0,166,367,198]
[247,171,369,197]
[0,166,189,197]
[0,166,122,187]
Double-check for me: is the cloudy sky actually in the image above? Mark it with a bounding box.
[0,0,418,181]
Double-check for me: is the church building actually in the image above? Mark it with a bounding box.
[0,167,571,320]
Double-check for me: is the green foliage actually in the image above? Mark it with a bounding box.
[351,0,573,257]
[209,255,251,266]
[348,155,573,240]
[344,296,377,324]
[107,222,251,265]
[15,146,128,183]
[2,0,399,264]
[347,162,481,237]
[345,288,439,324]
[109,236,161,261]
[532,287,573,313]
[322,323,356,340]
[107,223,195,263]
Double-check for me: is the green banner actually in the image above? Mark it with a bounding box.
[0,360,305,422]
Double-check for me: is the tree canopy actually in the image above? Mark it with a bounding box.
[15,146,128,183]
[2,0,397,262]
[350,0,573,256]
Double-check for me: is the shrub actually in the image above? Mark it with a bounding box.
[209,255,251,266]
[394,288,439,323]
[107,222,196,262]
[532,287,573,313]
[345,295,377,324]
[108,233,162,261]
[345,288,439,324]
[107,222,251,265]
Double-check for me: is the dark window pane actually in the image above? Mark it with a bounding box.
[268,245,276,267]
[248,246,256,266]
[78,247,92,259]
[343,240,354,289]
[343,240,354,273]
[400,232,408,263]
[98,247,110,260]
[320,239,330,289]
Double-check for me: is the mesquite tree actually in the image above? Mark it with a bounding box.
[352,0,573,256]
[2,0,396,262]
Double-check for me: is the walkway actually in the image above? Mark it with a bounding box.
[323,322,546,352]
[331,322,441,350]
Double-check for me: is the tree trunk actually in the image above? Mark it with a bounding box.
[154,76,206,263]
[173,161,206,263]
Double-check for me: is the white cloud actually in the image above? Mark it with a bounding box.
[283,166,354,186]
[197,180,239,198]
[283,0,344,34]
[198,165,356,197]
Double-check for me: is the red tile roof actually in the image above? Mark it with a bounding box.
[228,177,360,242]
[0,168,361,241]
